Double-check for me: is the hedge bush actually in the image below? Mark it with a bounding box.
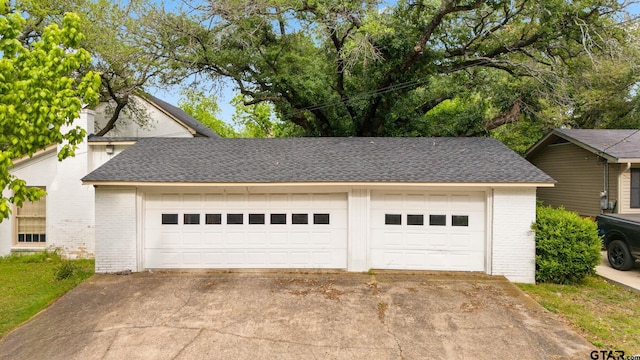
[532,205,601,284]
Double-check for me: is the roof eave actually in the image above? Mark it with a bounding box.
[12,144,57,165]
[612,158,640,164]
[81,180,555,188]
[525,129,618,162]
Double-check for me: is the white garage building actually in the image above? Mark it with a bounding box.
[82,137,553,283]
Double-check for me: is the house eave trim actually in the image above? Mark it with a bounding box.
[88,140,137,146]
[82,181,555,188]
[12,145,57,165]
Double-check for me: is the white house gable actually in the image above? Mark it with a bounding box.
[93,96,194,138]
[1,97,217,258]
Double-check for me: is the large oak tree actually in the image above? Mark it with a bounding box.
[155,0,637,137]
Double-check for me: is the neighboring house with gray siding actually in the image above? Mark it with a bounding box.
[526,129,640,217]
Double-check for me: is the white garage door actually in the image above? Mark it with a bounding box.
[370,191,486,271]
[144,193,347,269]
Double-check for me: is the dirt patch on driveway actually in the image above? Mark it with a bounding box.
[0,271,593,359]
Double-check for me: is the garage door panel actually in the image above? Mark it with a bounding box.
[267,232,288,245]
[203,252,223,265]
[246,232,267,245]
[159,232,181,247]
[182,252,202,265]
[145,193,347,269]
[161,194,179,207]
[405,232,426,247]
[182,235,203,247]
[371,191,486,272]
[268,252,289,266]
[312,252,332,265]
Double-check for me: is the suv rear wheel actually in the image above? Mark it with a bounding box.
[607,240,635,271]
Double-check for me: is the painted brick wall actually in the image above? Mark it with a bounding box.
[347,188,370,271]
[45,110,96,258]
[491,187,537,283]
[95,187,138,273]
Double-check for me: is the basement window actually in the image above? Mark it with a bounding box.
[162,214,179,225]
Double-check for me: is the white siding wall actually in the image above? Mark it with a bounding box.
[617,166,640,214]
[0,189,14,255]
[491,187,536,283]
[88,144,131,172]
[95,187,138,273]
[348,188,370,271]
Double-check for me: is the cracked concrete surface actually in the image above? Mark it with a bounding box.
[0,271,593,359]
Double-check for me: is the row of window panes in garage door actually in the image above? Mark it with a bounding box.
[161,213,331,225]
[385,214,469,226]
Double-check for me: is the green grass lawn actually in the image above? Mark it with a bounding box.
[518,276,640,354]
[0,252,94,338]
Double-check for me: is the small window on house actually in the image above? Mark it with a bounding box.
[452,215,469,227]
[292,214,308,224]
[385,214,402,225]
[407,214,424,226]
[16,188,47,244]
[429,215,446,226]
[227,214,244,224]
[249,214,265,224]
[205,214,222,224]
[632,169,640,208]
[270,214,287,224]
[184,214,200,224]
[162,214,179,225]
[313,214,330,224]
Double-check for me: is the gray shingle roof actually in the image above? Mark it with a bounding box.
[146,95,220,138]
[553,129,640,161]
[83,137,553,184]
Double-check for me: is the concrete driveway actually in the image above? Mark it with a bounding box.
[0,271,593,359]
[597,251,640,293]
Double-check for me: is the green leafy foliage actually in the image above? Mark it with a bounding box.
[532,205,602,284]
[0,8,100,220]
[231,95,304,138]
[54,261,77,280]
[178,90,237,138]
[156,0,635,137]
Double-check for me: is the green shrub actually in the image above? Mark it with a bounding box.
[54,261,76,280]
[532,205,601,284]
